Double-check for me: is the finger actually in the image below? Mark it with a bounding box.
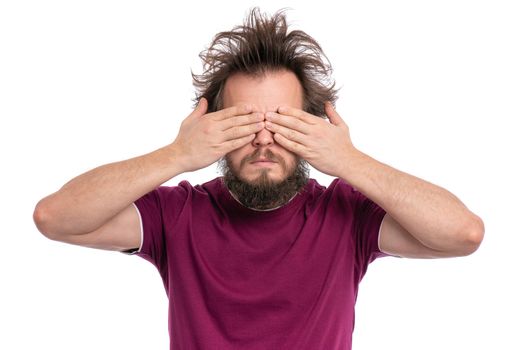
[264,120,308,144]
[273,133,306,155]
[324,102,345,126]
[276,105,318,125]
[221,134,257,153]
[209,104,253,121]
[222,121,265,141]
[219,112,265,131]
[188,98,208,119]
[265,111,311,134]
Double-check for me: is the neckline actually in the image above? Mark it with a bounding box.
[218,177,311,219]
[227,189,299,211]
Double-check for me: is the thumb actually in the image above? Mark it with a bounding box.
[325,102,344,126]
[191,97,208,118]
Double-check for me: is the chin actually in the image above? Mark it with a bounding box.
[243,169,286,186]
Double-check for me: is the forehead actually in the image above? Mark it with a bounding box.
[222,70,304,112]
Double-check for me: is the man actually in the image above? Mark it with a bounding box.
[33,8,484,350]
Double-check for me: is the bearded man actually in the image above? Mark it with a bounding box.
[33,8,484,350]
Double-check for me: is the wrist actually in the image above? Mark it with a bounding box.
[159,142,188,176]
[338,147,369,185]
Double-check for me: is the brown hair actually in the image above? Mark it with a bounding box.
[192,7,338,118]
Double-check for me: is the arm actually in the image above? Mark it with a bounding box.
[264,103,484,258]
[33,144,184,238]
[33,99,264,250]
[338,150,484,258]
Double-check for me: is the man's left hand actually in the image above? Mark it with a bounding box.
[264,102,357,177]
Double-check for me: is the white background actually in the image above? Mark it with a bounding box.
[1,1,523,349]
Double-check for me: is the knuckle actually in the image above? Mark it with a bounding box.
[233,139,244,148]
[232,138,242,148]
[243,115,254,125]
[225,116,238,128]
[229,136,246,150]
[202,125,213,135]
[233,115,243,125]
[237,104,251,115]
[250,113,261,122]
[230,127,239,138]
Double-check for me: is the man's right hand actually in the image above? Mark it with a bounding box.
[33,98,264,250]
[170,98,265,172]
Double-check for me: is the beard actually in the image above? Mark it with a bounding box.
[218,148,310,210]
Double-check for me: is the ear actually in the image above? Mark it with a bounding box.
[325,102,344,126]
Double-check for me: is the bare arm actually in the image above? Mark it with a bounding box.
[33,144,183,238]
[33,99,264,250]
[341,150,484,258]
[264,103,484,258]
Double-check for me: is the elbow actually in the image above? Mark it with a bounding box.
[458,214,485,256]
[33,199,57,240]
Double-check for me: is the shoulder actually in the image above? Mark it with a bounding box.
[309,177,359,200]
[146,179,210,209]
[301,178,357,213]
[155,177,222,198]
[305,178,379,220]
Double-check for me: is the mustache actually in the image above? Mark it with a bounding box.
[239,148,285,168]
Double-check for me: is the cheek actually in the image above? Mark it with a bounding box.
[280,152,299,174]
[282,149,298,163]
[226,147,249,169]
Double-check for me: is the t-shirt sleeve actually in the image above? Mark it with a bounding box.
[121,187,167,272]
[350,185,389,280]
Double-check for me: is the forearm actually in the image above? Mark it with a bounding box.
[35,143,184,236]
[339,149,483,252]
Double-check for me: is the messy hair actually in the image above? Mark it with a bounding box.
[192,7,338,118]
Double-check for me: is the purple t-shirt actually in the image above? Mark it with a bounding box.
[130,177,388,349]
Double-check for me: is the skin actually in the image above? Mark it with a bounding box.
[255,72,484,258]
[34,69,484,259]
[221,70,304,184]
[199,69,485,258]
[33,91,266,240]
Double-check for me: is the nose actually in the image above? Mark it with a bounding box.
[252,126,274,147]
